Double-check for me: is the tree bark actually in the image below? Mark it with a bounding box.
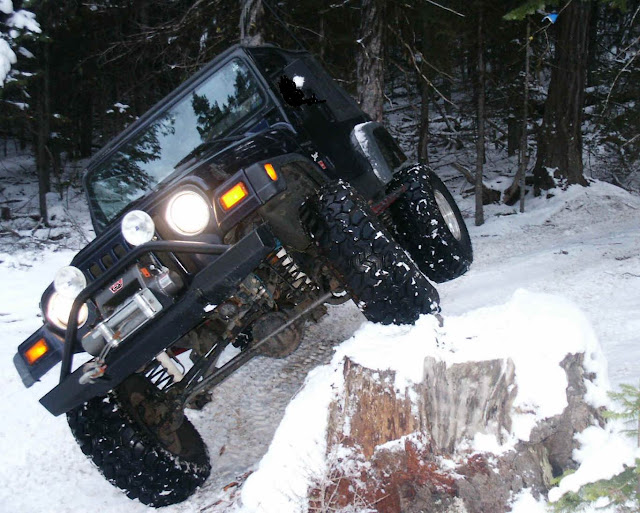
[507,116,520,157]
[239,0,265,46]
[79,89,93,158]
[323,354,602,513]
[533,0,593,190]
[475,7,486,226]
[356,0,385,122]
[35,40,51,226]
[417,8,430,164]
[418,85,430,164]
[504,18,531,209]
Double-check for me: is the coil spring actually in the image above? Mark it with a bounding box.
[145,355,185,390]
[266,247,316,295]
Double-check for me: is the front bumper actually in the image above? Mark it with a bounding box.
[14,225,276,416]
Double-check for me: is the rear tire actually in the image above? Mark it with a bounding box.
[67,375,210,507]
[388,165,472,283]
[301,180,439,325]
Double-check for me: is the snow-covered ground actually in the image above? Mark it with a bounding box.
[1,149,639,512]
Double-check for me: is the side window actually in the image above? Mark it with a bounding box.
[251,49,288,81]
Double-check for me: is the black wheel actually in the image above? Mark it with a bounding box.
[301,180,439,325]
[388,165,472,283]
[67,374,210,507]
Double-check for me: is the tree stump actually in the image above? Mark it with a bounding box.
[319,353,601,513]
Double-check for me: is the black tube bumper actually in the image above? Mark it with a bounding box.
[28,225,276,416]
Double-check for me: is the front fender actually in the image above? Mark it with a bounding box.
[14,327,64,388]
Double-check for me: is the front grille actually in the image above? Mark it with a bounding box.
[85,242,130,280]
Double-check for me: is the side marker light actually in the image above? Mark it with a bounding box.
[264,163,278,181]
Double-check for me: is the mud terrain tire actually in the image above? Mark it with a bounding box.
[67,375,210,507]
[388,165,472,283]
[301,180,439,325]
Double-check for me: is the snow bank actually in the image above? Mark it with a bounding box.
[238,290,621,512]
[238,365,343,512]
[548,421,639,503]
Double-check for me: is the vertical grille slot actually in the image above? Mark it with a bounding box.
[89,264,103,279]
[101,254,114,268]
[85,240,131,281]
[113,244,126,259]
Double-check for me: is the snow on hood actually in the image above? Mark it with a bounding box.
[237,290,615,512]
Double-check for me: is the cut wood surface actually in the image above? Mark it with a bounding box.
[322,353,601,513]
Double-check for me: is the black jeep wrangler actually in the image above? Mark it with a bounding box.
[13,45,472,507]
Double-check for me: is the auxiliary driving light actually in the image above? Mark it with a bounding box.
[54,266,87,298]
[166,190,211,236]
[121,210,155,246]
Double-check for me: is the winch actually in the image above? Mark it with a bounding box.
[83,265,184,356]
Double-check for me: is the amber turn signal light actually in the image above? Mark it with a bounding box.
[264,163,278,181]
[220,182,249,210]
[25,338,49,365]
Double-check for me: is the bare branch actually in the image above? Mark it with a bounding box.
[602,47,640,113]
[423,0,465,17]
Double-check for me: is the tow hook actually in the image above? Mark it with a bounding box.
[79,359,107,385]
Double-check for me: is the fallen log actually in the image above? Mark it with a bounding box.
[451,162,501,204]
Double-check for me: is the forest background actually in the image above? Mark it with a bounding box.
[0,0,638,228]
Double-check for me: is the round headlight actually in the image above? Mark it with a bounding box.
[46,292,89,330]
[54,266,87,298]
[166,190,211,236]
[122,210,155,246]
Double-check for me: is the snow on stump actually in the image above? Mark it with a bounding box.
[321,353,601,513]
[239,291,614,513]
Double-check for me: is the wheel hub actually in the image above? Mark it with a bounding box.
[116,374,185,454]
[434,190,462,241]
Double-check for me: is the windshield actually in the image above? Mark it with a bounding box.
[86,58,264,230]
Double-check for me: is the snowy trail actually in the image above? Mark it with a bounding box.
[1,179,639,512]
[439,188,640,386]
[190,303,364,494]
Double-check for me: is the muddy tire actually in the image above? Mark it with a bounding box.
[301,180,439,325]
[388,165,472,283]
[67,375,210,507]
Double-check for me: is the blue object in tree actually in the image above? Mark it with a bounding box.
[543,13,559,23]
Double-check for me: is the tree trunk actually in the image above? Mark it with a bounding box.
[239,0,265,46]
[504,18,531,209]
[319,14,326,62]
[475,8,485,226]
[79,89,93,158]
[417,9,430,165]
[418,85,430,164]
[507,116,520,157]
[35,41,51,226]
[533,0,593,190]
[356,0,385,122]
